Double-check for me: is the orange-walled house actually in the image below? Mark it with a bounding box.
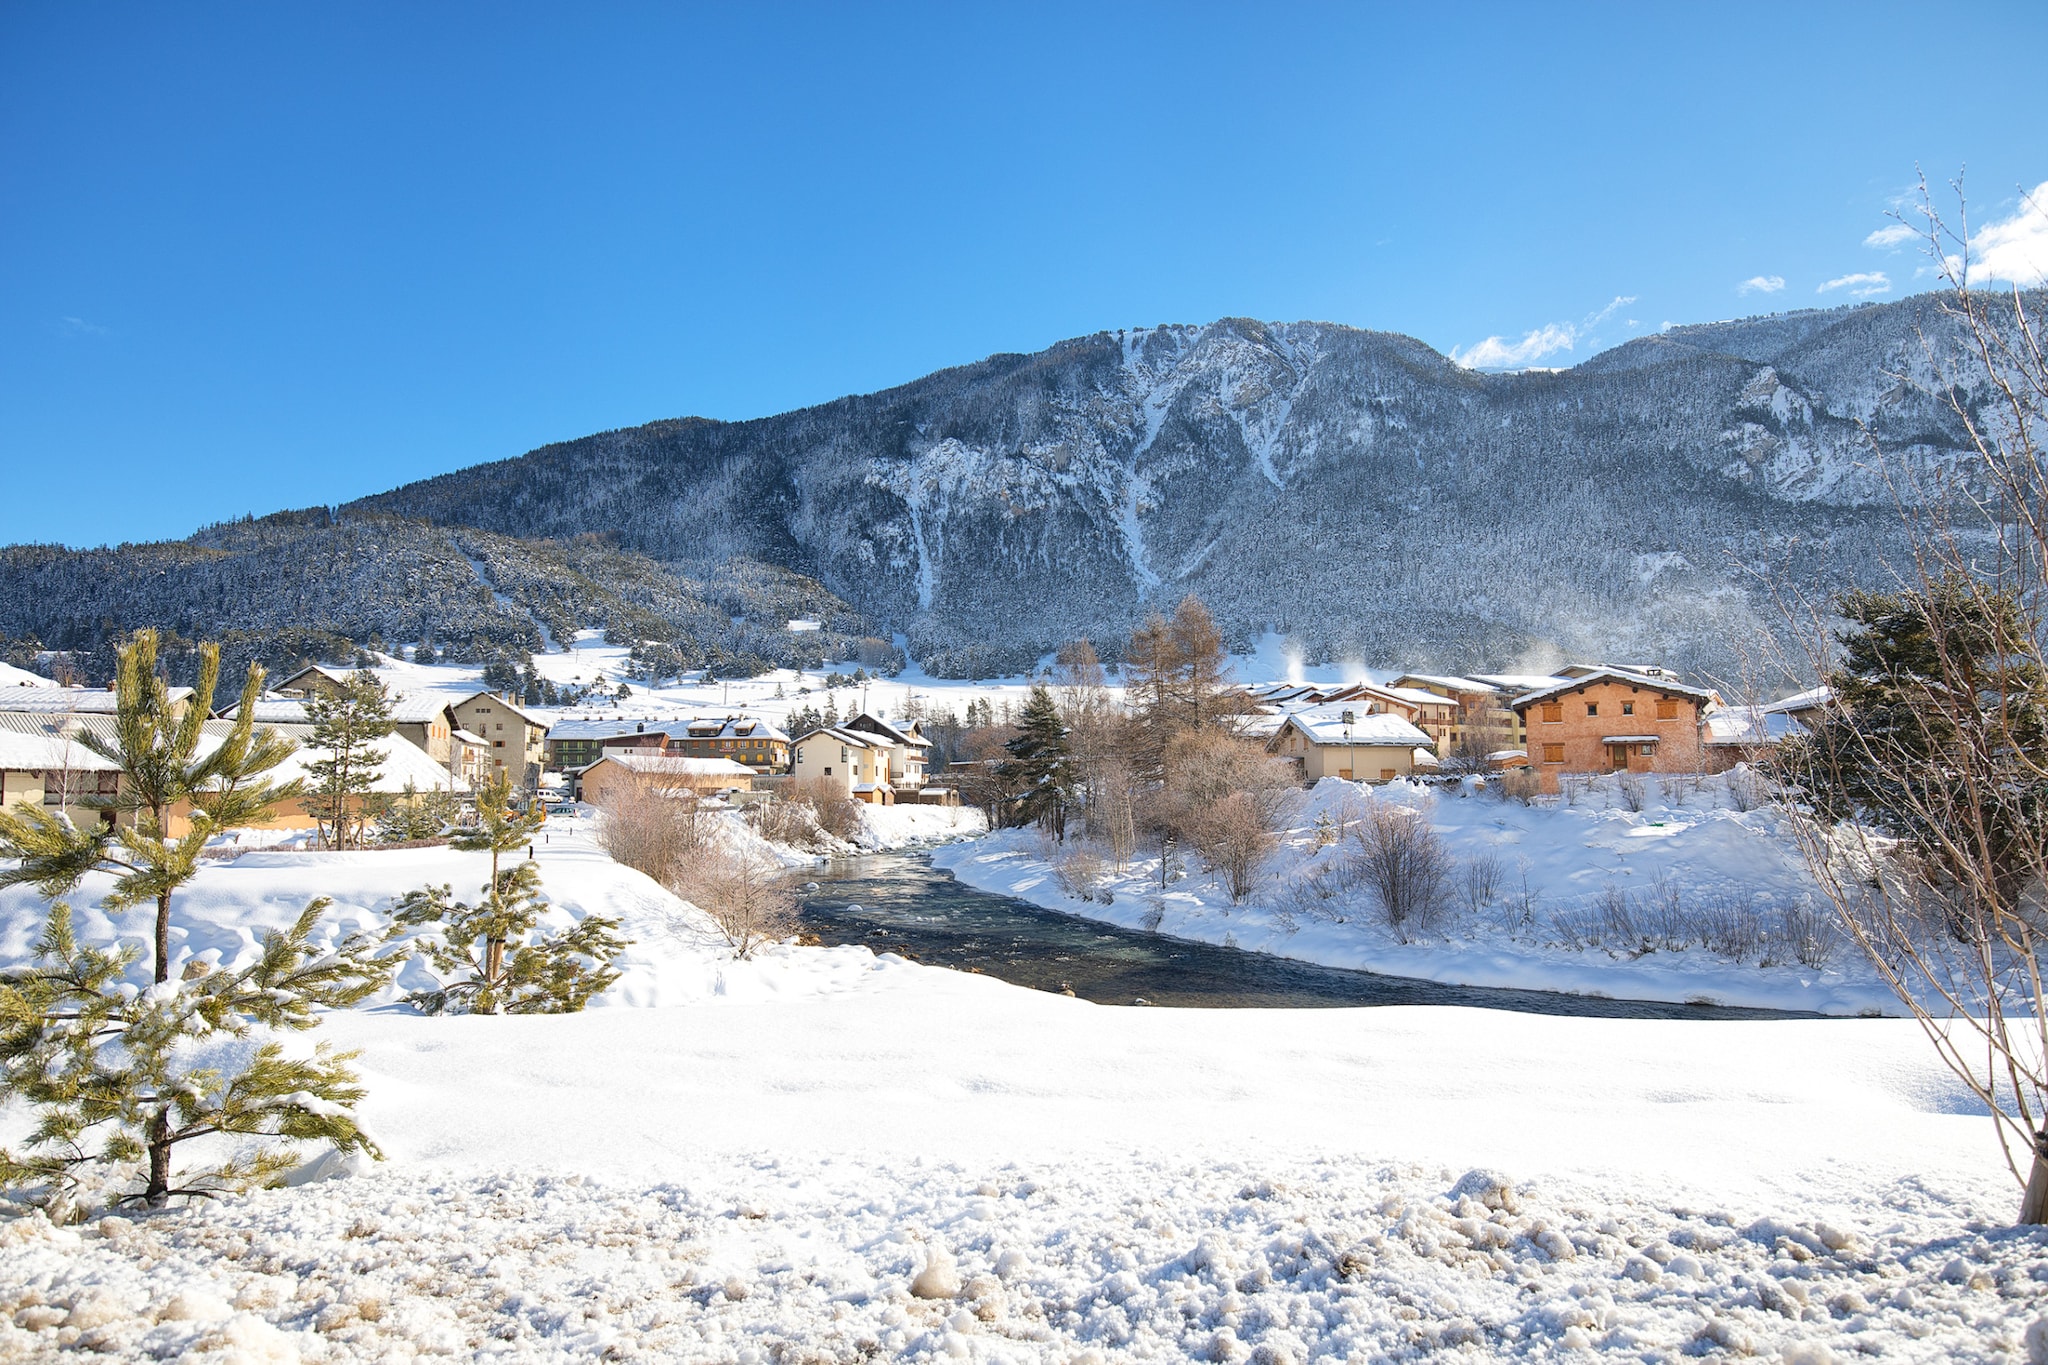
[1510,669,1716,793]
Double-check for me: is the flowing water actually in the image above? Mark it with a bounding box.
[797,854,1822,1018]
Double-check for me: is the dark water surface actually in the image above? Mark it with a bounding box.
[797,854,1822,1019]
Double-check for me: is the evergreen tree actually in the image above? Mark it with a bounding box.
[376,781,454,843]
[303,667,395,850]
[444,770,547,987]
[0,630,392,1213]
[997,683,1075,838]
[1782,574,2048,910]
[393,863,624,1014]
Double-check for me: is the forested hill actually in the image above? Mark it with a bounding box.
[350,293,2021,679]
[3,293,2027,683]
[0,516,889,686]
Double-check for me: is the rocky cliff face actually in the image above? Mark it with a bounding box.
[352,294,2017,679]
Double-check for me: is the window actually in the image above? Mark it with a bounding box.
[494,740,504,748]
[1639,744,1656,757]
[824,766,833,776]
[1543,744,1565,764]
[1586,702,1598,717]
[1656,699,1678,720]
[1621,701,1634,716]
[1541,703,1563,723]
[495,723,504,732]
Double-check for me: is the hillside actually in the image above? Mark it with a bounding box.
[4,293,2028,682]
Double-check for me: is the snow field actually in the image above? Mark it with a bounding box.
[935,775,1893,1015]
[1,1152,2037,1362]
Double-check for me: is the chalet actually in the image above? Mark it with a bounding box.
[575,752,755,807]
[1391,674,1523,755]
[1510,668,1716,792]
[664,715,792,773]
[450,691,548,788]
[1263,704,1434,783]
[545,718,672,772]
[0,715,122,829]
[271,665,349,699]
[842,713,930,793]
[0,684,196,721]
[790,726,893,803]
[221,692,457,769]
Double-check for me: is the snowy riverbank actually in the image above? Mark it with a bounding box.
[933,774,1896,1016]
[1,812,2040,1361]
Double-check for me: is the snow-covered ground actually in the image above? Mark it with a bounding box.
[0,816,2042,1360]
[935,775,1894,1017]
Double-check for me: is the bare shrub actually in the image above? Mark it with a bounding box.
[1497,769,1539,805]
[1727,766,1766,813]
[746,793,822,848]
[1616,771,1647,813]
[1460,851,1504,916]
[1190,791,1277,904]
[793,778,864,842]
[1349,801,1450,939]
[1558,771,1594,807]
[675,844,801,959]
[1155,729,1295,904]
[1051,842,1108,902]
[596,783,711,884]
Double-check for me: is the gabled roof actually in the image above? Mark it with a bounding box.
[1509,668,1715,710]
[274,664,346,691]
[194,722,454,793]
[845,712,928,749]
[1703,705,1805,747]
[220,692,449,725]
[1466,673,1567,694]
[672,714,793,744]
[0,727,120,772]
[0,686,195,715]
[451,691,547,729]
[1267,704,1433,748]
[548,716,666,741]
[588,751,755,778]
[796,725,880,750]
[1763,685,1832,715]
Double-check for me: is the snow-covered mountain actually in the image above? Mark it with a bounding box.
[350,293,2019,679]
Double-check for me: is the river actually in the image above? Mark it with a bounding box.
[797,854,1821,1019]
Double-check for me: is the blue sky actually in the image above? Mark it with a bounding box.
[3,2,2044,548]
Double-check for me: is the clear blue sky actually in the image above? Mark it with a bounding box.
[4,2,2043,548]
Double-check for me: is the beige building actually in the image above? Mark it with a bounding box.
[221,692,457,769]
[790,726,894,803]
[843,713,931,794]
[575,752,756,808]
[1263,705,1434,783]
[0,718,123,830]
[450,691,548,788]
[1510,669,1714,793]
[271,665,349,699]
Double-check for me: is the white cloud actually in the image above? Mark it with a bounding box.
[56,316,108,336]
[1737,275,1785,295]
[1973,181,2048,287]
[1451,323,1577,370]
[1585,295,1636,326]
[1818,271,1891,298]
[1451,295,1640,371]
[1864,223,1916,249]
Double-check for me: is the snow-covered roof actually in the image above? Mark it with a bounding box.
[451,728,489,747]
[196,722,454,793]
[1703,705,1805,747]
[220,693,450,725]
[0,729,120,772]
[796,726,879,750]
[1269,704,1433,748]
[0,685,195,715]
[0,662,57,689]
[549,717,668,741]
[1467,673,1567,694]
[1391,673,1497,695]
[1509,669,1714,709]
[1763,686,1832,715]
[673,714,792,744]
[590,752,756,779]
[845,713,928,749]
[1365,683,1460,711]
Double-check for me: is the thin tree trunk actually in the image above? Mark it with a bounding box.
[2022,1129,2048,1225]
[155,888,172,985]
[483,936,505,985]
[145,1110,171,1206]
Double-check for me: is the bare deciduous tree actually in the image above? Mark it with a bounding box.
[1349,800,1451,940]
[679,845,801,959]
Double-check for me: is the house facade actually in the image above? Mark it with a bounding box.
[665,715,792,773]
[1263,705,1434,783]
[450,691,548,788]
[575,752,756,807]
[545,718,671,772]
[790,726,893,803]
[1510,669,1714,792]
[843,713,930,793]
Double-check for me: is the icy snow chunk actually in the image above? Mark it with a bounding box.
[63,1287,136,1330]
[910,1245,962,1299]
[2026,1318,2048,1365]
[283,1144,374,1187]
[195,1313,301,1363]
[156,1289,234,1322]
[1783,1343,1836,1365]
[1448,1168,1520,1214]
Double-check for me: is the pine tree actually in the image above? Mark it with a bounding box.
[1783,574,2048,911]
[394,863,625,1014]
[998,683,1075,838]
[0,630,393,1213]
[376,781,453,843]
[440,770,549,988]
[303,668,395,850]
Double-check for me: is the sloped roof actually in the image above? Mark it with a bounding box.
[0,729,120,772]
[590,751,755,778]
[0,662,57,689]
[1270,704,1433,747]
[1467,673,1567,694]
[1391,673,1498,695]
[220,693,449,725]
[796,725,880,750]
[451,691,547,729]
[1509,669,1714,710]
[1763,686,1832,715]
[845,712,928,749]
[1703,705,1805,747]
[197,722,454,793]
[0,686,195,715]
